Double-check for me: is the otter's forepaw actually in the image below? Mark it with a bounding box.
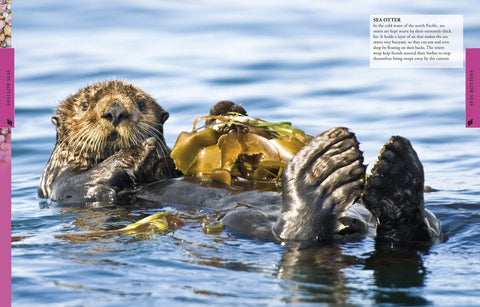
[90,137,177,193]
[209,100,247,116]
[205,101,247,126]
[81,138,157,203]
[363,136,442,243]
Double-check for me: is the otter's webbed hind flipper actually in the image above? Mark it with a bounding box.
[363,136,442,243]
[274,127,367,241]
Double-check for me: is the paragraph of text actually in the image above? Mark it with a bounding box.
[370,15,463,68]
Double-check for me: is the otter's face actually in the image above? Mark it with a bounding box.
[53,80,169,163]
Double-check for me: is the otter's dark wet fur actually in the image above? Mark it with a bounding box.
[39,80,442,243]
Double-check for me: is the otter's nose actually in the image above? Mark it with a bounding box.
[102,101,129,126]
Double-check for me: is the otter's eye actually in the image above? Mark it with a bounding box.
[137,100,146,112]
[81,101,89,111]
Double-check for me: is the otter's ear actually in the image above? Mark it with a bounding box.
[160,111,169,124]
[51,116,60,127]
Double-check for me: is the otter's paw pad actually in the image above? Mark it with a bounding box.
[363,136,434,242]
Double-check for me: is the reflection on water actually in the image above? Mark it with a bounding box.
[275,242,433,305]
[12,0,480,306]
[277,243,359,305]
[365,244,431,306]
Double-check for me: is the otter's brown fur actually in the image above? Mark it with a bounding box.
[38,80,177,200]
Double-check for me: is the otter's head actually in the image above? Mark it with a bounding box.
[53,80,169,167]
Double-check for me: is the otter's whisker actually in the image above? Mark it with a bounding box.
[137,122,170,158]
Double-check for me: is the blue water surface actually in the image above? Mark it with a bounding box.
[12,1,480,306]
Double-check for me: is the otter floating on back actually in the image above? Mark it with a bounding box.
[38,80,442,243]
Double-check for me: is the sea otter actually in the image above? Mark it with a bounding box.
[38,80,179,203]
[38,80,442,243]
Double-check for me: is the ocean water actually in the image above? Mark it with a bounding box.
[12,0,480,306]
